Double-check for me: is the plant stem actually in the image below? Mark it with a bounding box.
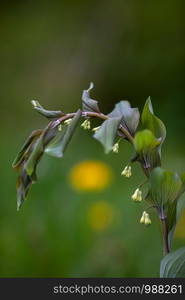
[160,217,170,256]
[56,111,134,144]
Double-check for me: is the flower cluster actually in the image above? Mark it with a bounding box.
[81,119,91,130]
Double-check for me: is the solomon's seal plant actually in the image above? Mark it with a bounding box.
[13,82,185,278]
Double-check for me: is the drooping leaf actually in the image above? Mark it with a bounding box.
[13,129,48,210]
[24,120,63,176]
[45,109,81,157]
[142,97,166,152]
[93,117,122,153]
[14,110,81,209]
[42,124,59,146]
[24,135,44,177]
[14,125,59,209]
[108,101,140,137]
[16,170,32,211]
[82,82,100,113]
[31,100,64,119]
[160,246,185,278]
[44,129,66,158]
[12,130,43,169]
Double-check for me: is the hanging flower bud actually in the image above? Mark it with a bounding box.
[64,118,72,125]
[92,126,100,132]
[131,188,142,202]
[112,143,119,153]
[140,211,151,225]
[81,119,91,130]
[140,211,146,224]
[121,165,132,178]
[144,212,152,225]
[58,124,63,131]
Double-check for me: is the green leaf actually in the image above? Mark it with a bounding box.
[45,109,81,157]
[44,129,66,158]
[179,172,185,195]
[24,120,64,176]
[15,124,60,209]
[168,193,185,249]
[134,129,160,153]
[24,135,44,176]
[31,100,64,119]
[15,125,60,209]
[147,167,182,207]
[108,101,140,137]
[93,117,121,153]
[146,167,183,248]
[142,97,166,154]
[42,125,59,146]
[14,110,81,209]
[16,170,32,211]
[133,130,161,174]
[167,201,179,249]
[160,246,185,278]
[137,98,166,172]
[82,82,100,113]
[177,196,185,219]
[12,130,43,169]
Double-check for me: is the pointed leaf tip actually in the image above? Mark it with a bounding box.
[142,97,166,145]
[82,83,100,113]
[31,100,40,108]
[31,100,63,119]
[88,82,94,90]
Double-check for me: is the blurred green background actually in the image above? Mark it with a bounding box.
[1,0,185,277]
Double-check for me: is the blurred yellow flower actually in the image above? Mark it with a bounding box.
[175,210,185,239]
[69,160,112,191]
[88,201,114,232]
